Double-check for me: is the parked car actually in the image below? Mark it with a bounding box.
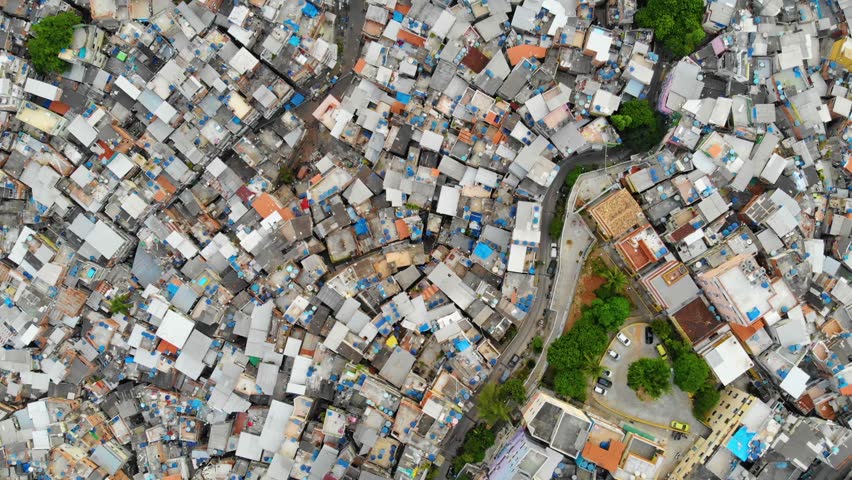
[593,385,608,395]
[607,349,620,360]
[499,369,511,384]
[550,242,558,258]
[546,260,557,276]
[616,332,631,346]
[670,421,690,433]
[645,326,654,344]
[601,369,612,378]
[597,377,613,388]
[656,344,668,360]
[508,354,520,369]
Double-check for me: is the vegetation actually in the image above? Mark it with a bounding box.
[28,12,81,74]
[651,318,721,414]
[673,353,711,393]
[550,165,593,238]
[627,358,671,399]
[548,317,609,401]
[580,297,631,332]
[499,378,527,404]
[109,294,133,316]
[476,383,510,426]
[554,368,589,402]
[593,259,629,299]
[531,336,544,354]
[610,99,665,153]
[693,383,722,420]
[635,0,706,57]
[277,165,295,185]
[452,424,496,472]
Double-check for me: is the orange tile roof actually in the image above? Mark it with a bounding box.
[507,45,547,65]
[391,101,406,115]
[396,219,411,239]
[397,29,426,48]
[157,340,179,356]
[841,384,852,396]
[582,440,626,474]
[354,58,367,74]
[156,176,177,194]
[730,318,765,344]
[394,3,411,14]
[252,193,283,218]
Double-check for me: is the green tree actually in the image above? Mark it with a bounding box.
[673,353,710,393]
[452,424,495,471]
[610,114,632,131]
[109,294,132,316]
[28,12,81,74]
[651,318,673,341]
[477,383,510,426]
[635,0,706,57]
[531,336,544,354]
[692,383,721,420]
[627,358,671,399]
[499,378,526,404]
[554,369,587,401]
[610,99,665,152]
[277,165,295,185]
[581,297,631,332]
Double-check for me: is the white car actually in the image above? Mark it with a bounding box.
[550,242,558,258]
[607,349,620,360]
[616,332,632,347]
[594,385,608,395]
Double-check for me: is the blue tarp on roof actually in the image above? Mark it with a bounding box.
[354,218,369,235]
[288,36,301,46]
[396,92,412,104]
[747,307,761,321]
[727,427,755,461]
[454,338,471,352]
[291,93,305,106]
[473,242,493,260]
[302,2,319,17]
[284,19,300,31]
[393,11,404,22]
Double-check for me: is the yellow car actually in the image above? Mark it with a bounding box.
[670,421,690,433]
[656,344,668,360]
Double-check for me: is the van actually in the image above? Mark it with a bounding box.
[656,344,668,360]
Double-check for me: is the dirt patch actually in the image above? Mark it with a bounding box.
[564,249,607,333]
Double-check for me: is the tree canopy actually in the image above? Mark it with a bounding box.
[610,99,665,153]
[476,383,510,426]
[452,424,496,471]
[499,378,526,404]
[109,294,132,316]
[627,358,671,399]
[554,369,588,402]
[547,317,610,401]
[28,12,81,74]
[531,336,544,354]
[581,297,631,332]
[635,0,706,57]
[693,383,721,419]
[673,353,711,393]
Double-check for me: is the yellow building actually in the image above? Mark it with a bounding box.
[669,386,757,479]
[829,37,852,71]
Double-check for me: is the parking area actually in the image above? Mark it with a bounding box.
[594,323,709,438]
